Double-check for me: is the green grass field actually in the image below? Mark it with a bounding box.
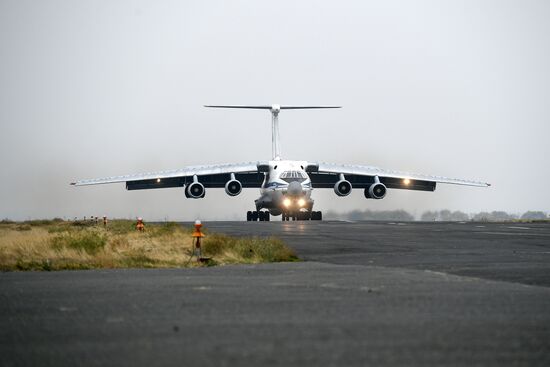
[0,220,298,271]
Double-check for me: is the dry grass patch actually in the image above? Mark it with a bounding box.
[0,220,297,271]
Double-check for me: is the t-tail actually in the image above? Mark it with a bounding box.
[204,105,341,161]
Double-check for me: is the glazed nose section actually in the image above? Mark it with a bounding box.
[287,181,303,196]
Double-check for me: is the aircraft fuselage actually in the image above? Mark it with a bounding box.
[255,160,313,216]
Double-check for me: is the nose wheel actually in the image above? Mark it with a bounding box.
[246,211,270,222]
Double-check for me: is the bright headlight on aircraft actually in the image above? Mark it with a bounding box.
[283,198,291,207]
[403,178,410,185]
[298,198,306,207]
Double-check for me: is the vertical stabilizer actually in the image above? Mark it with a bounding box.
[270,105,281,160]
[204,104,341,161]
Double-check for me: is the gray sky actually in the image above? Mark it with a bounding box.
[1,0,549,221]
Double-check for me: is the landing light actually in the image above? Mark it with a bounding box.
[157,178,161,183]
[283,198,291,207]
[403,178,410,185]
[298,198,306,207]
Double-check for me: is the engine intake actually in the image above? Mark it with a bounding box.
[186,180,205,199]
[225,179,242,196]
[365,183,387,199]
[334,175,352,197]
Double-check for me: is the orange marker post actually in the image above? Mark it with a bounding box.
[192,220,205,260]
[136,217,145,232]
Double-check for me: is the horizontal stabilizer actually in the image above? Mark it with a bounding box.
[204,105,341,110]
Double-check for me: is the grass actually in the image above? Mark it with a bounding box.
[0,220,298,271]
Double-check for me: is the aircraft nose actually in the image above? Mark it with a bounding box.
[287,181,303,196]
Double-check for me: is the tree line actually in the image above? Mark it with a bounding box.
[324,210,549,222]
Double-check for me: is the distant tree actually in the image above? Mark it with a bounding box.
[449,211,469,221]
[472,212,491,222]
[520,211,547,220]
[421,210,468,222]
[439,209,452,221]
[472,211,517,222]
[490,211,517,221]
[324,210,340,220]
[374,210,414,221]
[421,211,438,221]
[348,210,365,221]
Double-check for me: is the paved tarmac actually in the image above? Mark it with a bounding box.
[1,221,550,366]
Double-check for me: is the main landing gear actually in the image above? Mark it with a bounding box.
[246,211,323,221]
[247,211,270,222]
[282,211,322,221]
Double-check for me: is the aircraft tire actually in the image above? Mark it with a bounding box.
[246,211,252,221]
[264,212,270,221]
[252,211,258,221]
[311,211,322,221]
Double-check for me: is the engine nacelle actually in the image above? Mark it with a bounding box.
[365,183,387,199]
[225,179,242,196]
[186,182,205,199]
[334,179,352,197]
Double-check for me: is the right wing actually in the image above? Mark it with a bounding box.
[309,162,490,191]
[70,162,264,190]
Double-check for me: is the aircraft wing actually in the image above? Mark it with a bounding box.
[310,162,490,191]
[70,162,264,190]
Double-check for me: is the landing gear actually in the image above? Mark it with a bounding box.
[247,211,270,222]
[282,211,322,221]
[282,213,296,221]
[311,211,322,221]
[258,211,270,221]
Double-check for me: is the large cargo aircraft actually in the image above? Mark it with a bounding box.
[71,105,489,221]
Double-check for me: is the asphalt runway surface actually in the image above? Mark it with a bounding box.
[2,221,550,366]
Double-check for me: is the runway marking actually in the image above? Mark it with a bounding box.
[479,231,550,237]
[397,223,406,226]
[506,226,531,230]
[475,225,486,228]
[193,286,211,291]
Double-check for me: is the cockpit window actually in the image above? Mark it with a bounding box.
[280,170,307,182]
[280,171,306,179]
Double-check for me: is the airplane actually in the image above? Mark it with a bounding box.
[71,105,490,221]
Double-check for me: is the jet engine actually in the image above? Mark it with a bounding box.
[225,179,242,196]
[365,183,387,199]
[334,175,352,196]
[186,181,205,198]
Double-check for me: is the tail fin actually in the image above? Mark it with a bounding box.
[204,104,341,160]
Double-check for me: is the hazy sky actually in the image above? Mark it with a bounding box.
[1,0,549,221]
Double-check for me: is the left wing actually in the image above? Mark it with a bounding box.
[71,162,263,190]
[309,162,490,191]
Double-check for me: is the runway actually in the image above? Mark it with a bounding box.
[1,221,550,366]
[207,220,550,287]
